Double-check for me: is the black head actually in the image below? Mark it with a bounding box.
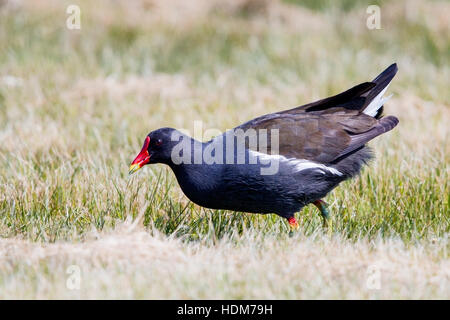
[129,127,186,174]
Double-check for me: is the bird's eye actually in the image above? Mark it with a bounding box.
[156,139,162,146]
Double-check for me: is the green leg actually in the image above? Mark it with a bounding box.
[313,199,329,227]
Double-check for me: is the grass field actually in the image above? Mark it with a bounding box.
[0,0,448,299]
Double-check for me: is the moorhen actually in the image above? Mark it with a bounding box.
[129,64,399,232]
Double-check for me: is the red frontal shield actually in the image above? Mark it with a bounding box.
[129,136,151,174]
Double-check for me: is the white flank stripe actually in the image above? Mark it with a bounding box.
[290,159,343,176]
[363,85,392,117]
[249,151,343,176]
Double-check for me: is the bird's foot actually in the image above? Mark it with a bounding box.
[288,216,299,237]
[313,199,330,228]
[322,217,328,228]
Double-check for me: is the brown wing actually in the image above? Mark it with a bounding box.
[234,64,399,164]
[236,110,378,163]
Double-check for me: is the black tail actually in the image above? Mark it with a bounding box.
[362,63,398,118]
[283,63,398,118]
[365,63,398,104]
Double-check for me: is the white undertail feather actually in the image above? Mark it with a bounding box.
[363,85,393,117]
[250,150,343,176]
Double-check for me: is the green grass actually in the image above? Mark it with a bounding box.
[0,160,448,243]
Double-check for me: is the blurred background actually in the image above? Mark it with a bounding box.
[0,0,448,299]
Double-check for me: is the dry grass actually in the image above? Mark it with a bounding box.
[1,221,448,299]
[0,0,448,299]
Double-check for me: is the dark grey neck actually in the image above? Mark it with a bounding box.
[166,136,224,204]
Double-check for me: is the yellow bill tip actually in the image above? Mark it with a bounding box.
[128,164,141,175]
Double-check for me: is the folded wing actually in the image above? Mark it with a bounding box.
[234,64,399,164]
